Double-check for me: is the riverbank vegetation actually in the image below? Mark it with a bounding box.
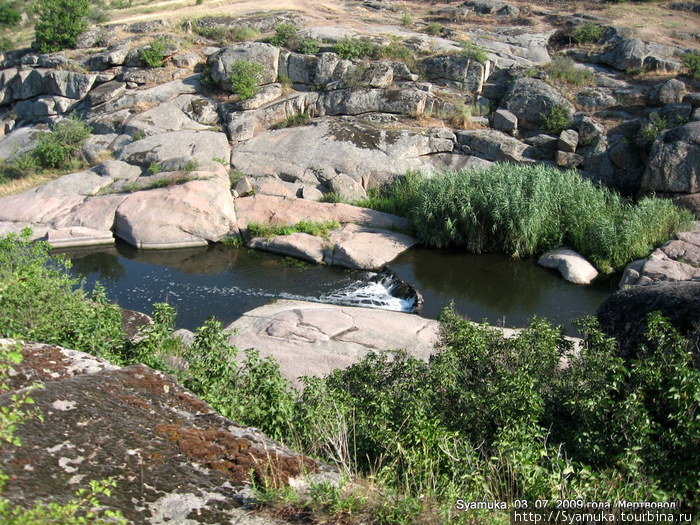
[0,229,698,523]
[355,164,694,273]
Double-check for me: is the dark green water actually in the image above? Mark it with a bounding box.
[65,242,617,333]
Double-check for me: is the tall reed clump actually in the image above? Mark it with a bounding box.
[381,164,693,273]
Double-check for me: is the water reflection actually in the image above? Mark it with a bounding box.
[390,248,617,330]
[63,242,618,333]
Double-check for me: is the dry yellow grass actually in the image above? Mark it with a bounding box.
[0,172,60,198]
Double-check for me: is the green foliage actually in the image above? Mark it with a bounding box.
[0,1,21,26]
[0,478,128,524]
[376,42,415,67]
[640,113,668,147]
[32,116,92,170]
[460,42,488,64]
[424,21,443,36]
[192,24,258,45]
[174,316,296,441]
[296,306,700,510]
[572,22,603,44]
[247,220,340,240]
[297,37,320,55]
[34,0,90,53]
[273,111,310,129]
[333,37,377,59]
[0,230,125,361]
[229,59,265,100]
[110,0,132,8]
[146,161,161,175]
[368,165,693,272]
[140,37,168,68]
[183,158,199,172]
[0,36,13,52]
[681,51,700,80]
[542,104,572,134]
[400,12,411,26]
[543,56,595,86]
[269,22,298,48]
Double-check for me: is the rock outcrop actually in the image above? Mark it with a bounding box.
[225,300,441,383]
[596,282,700,362]
[0,339,326,524]
[538,248,599,285]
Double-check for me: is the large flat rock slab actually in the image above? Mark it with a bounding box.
[230,119,454,187]
[225,300,440,382]
[115,130,231,167]
[235,194,409,231]
[114,166,237,249]
[323,223,418,270]
[620,221,700,287]
[248,223,418,270]
[0,340,316,524]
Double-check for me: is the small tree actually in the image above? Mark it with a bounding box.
[34,0,90,53]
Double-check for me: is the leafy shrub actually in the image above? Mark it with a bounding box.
[369,164,693,272]
[229,59,265,100]
[0,230,124,361]
[34,0,90,53]
[273,112,310,129]
[542,104,572,134]
[376,42,415,66]
[146,161,162,175]
[400,12,411,26]
[640,113,668,147]
[296,307,700,508]
[296,37,320,55]
[543,56,595,86]
[32,117,91,170]
[461,42,488,64]
[0,1,21,26]
[424,21,443,35]
[269,22,297,48]
[681,51,700,80]
[140,37,168,68]
[332,37,377,59]
[572,22,603,44]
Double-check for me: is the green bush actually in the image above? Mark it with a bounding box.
[32,117,91,170]
[369,164,693,272]
[229,59,265,100]
[0,230,124,361]
[681,51,700,80]
[140,37,168,68]
[542,104,572,134]
[332,37,377,59]
[400,12,411,26]
[296,307,700,509]
[424,21,443,35]
[273,111,310,129]
[461,42,488,64]
[543,56,595,86]
[572,22,603,44]
[296,37,320,55]
[0,1,21,26]
[269,22,297,48]
[34,0,90,53]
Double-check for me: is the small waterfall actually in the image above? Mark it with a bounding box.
[317,267,423,312]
